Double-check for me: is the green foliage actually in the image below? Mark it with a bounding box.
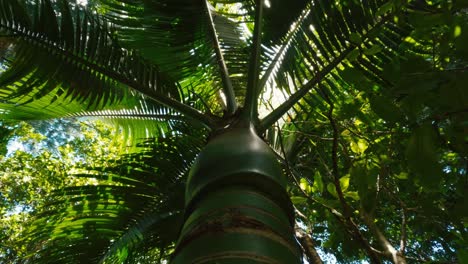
[0,120,122,261]
[0,121,16,155]
[405,123,443,189]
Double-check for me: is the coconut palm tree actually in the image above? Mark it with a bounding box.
[1,0,466,263]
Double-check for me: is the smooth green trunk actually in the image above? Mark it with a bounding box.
[172,126,301,263]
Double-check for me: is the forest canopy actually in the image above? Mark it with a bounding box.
[0,0,467,263]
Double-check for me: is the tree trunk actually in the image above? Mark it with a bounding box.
[171,125,302,263]
[295,227,323,264]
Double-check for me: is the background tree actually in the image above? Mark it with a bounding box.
[0,0,467,263]
[0,120,122,262]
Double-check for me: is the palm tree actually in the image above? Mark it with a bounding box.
[1,0,465,263]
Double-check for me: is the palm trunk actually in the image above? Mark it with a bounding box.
[171,125,302,263]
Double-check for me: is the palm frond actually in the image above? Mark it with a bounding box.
[259,0,447,189]
[100,210,182,264]
[210,4,251,108]
[67,98,203,151]
[205,1,237,114]
[97,0,250,116]
[0,0,213,127]
[258,0,416,131]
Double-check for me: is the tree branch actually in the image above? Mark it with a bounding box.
[276,125,343,218]
[322,90,352,218]
[280,129,334,141]
[311,89,382,264]
[361,210,407,264]
[277,124,381,263]
[400,209,407,254]
[380,185,410,260]
[320,99,405,264]
[295,225,323,264]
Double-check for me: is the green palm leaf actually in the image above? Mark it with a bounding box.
[0,0,212,126]
[97,0,251,115]
[258,0,415,130]
[68,98,199,151]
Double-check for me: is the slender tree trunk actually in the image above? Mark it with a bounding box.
[171,125,302,263]
[362,211,406,264]
[295,227,323,264]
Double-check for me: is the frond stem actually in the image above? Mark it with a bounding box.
[242,0,264,122]
[204,1,237,115]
